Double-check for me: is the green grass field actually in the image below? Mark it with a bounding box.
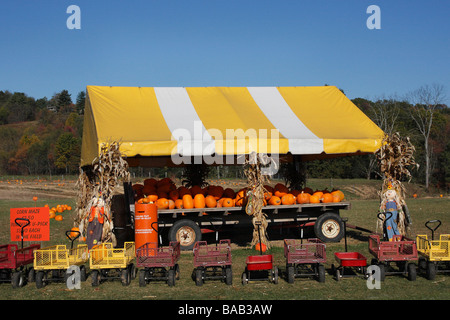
[0,188,449,301]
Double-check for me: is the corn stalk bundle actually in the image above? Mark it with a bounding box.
[244,153,275,249]
[375,133,418,235]
[74,141,130,245]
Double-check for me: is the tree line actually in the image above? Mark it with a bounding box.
[0,85,448,191]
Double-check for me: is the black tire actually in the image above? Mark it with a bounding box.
[121,268,131,286]
[378,263,386,281]
[139,269,147,287]
[28,268,36,283]
[195,268,203,286]
[174,264,180,280]
[12,271,24,289]
[80,265,87,282]
[317,264,325,283]
[272,266,279,284]
[407,263,417,281]
[167,269,175,287]
[91,270,100,287]
[36,271,46,289]
[225,266,232,285]
[426,261,436,280]
[314,212,344,243]
[168,219,202,251]
[241,272,248,286]
[287,265,295,284]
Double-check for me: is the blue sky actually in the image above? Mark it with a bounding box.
[0,0,449,103]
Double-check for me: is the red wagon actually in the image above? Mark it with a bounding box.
[241,221,278,285]
[193,239,232,286]
[284,238,326,283]
[368,234,418,281]
[332,218,368,280]
[0,218,40,288]
[137,241,180,287]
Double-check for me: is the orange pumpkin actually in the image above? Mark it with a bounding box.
[194,194,206,208]
[297,192,310,204]
[309,195,320,203]
[331,190,345,201]
[332,195,341,202]
[156,198,169,209]
[312,191,323,201]
[147,194,158,202]
[49,210,56,219]
[321,193,333,203]
[255,242,267,253]
[182,194,194,209]
[55,215,63,221]
[205,195,217,208]
[175,199,184,209]
[268,196,281,205]
[235,190,246,206]
[274,183,289,197]
[70,227,80,238]
[32,196,38,201]
[281,194,296,205]
[168,199,175,209]
[222,198,234,207]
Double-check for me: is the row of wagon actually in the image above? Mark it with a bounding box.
[1,219,449,288]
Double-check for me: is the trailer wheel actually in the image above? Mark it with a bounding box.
[168,219,201,251]
[314,212,344,242]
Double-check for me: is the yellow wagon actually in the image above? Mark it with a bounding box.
[89,242,136,286]
[33,243,88,288]
[416,220,450,280]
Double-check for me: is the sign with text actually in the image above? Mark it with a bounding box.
[10,207,50,242]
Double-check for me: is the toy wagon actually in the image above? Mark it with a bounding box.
[416,220,450,280]
[241,221,278,285]
[0,218,40,288]
[89,241,136,286]
[284,238,326,283]
[137,241,180,287]
[332,218,368,280]
[34,230,88,288]
[368,212,418,281]
[193,239,232,286]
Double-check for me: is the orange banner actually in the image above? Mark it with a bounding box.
[10,207,50,242]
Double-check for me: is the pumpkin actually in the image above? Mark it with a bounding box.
[157,183,172,194]
[332,195,341,202]
[55,215,63,221]
[169,190,179,201]
[264,185,274,194]
[156,198,169,209]
[178,186,191,197]
[222,198,234,207]
[147,194,158,202]
[49,210,56,219]
[268,196,281,205]
[255,242,267,253]
[70,227,80,238]
[33,196,38,201]
[209,186,224,200]
[67,206,72,211]
[297,192,310,204]
[331,190,345,201]
[223,188,236,199]
[175,199,183,209]
[168,199,175,209]
[235,190,246,206]
[205,195,217,208]
[309,195,320,203]
[190,185,204,196]
[194,194,206,208]
[312,191,323,200]
[264,191,273,201]
[321,193,333,203]
[274,183,289,197]
[281,194,296,205]
[182,194,194,209]
[143,178,157,187]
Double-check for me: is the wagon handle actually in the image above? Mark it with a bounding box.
[425,220,441,241]
[377,211,393,222]
[295,214,310,243]
[15,218,30,249]
[208,217,224,245]
[150,221,161,245]
[65,230,81,250]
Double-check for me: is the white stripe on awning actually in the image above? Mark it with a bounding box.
[154,87,214,156]
[247,87,323,154]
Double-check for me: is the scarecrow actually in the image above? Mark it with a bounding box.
[86,194,109,249]
[380,185,401,241]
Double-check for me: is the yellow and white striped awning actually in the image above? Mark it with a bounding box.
[81,85,384,167]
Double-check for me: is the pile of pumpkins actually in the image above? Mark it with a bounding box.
[133,178,345,210]
[46,204,72,221]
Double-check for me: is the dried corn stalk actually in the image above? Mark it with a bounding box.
[74,141,130,246]
[244,153,275,249]
[375,133,418,235]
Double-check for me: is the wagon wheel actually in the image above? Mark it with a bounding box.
[314,212,344,242]
[91,270,101,287]
[169,220,201,251]
[317,264,325,283]
[272,266,279,284]
[407,263,417,281]
[139,269,147,287]
[174,264,180,280]
[12,271,25,289]
[426,261,436,280]
[195,268,203,286]
[225,266,232,285]
[241,271,248,286]
[36,271,47,289]
[27,267,36,283]
[287,265,295,284]
[121,268,131,286]
[167,269,176,287]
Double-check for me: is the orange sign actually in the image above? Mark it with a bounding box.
[10,207,50,242]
